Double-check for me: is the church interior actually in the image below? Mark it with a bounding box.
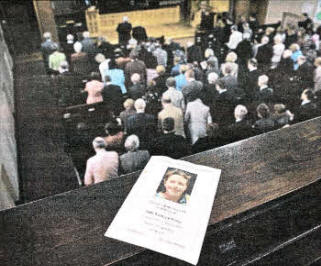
[1,0,321,265]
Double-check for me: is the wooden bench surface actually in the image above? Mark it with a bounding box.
[1,117,321,266]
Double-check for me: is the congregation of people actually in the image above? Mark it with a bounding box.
[40,12,321,186]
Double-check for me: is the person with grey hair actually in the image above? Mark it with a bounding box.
[126,98,157,150]
[116,16,132,45]
[81,31,96,55]
[227,105,254,142]
[63,34,75,64]
[162,77,185,110]
[41,32,58,73]
[226,25,243,50]
[128,73,145,100]
[119,135,150,174]
[202,72,218,106]
[70,41,90,75]
[254,75,274,103]
[84,137,119,186]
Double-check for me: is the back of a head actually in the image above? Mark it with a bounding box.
[60,60,69,70]
[248,58,258,68]
[166,77,176,88]
[215,79,225,90]
[131,73,141,84]
[162,117,175,133]
[208,72,219,84]
[289,43,300,52]
[274,104,286,114]
[123,16,129,22]
[234,104,248,119]
[83,31,90,39]
[156,65,166,75]
[105,120,121,136]
[225,52,237,63]
[314,57,321,67]
[257,103,270,119]
[223,63,233,75]
[274,34,283,44]
[134,98,146,112]
[67,34,74,42]
[124,135,140,152]
[204,48,214,58]
[43,32,52,40]
[73,41,83,53]
[92,137,106,149]
[95,53,106,64]
[90,72,101,81]
[231,25,238,32]
[123,98,135,109]
[258,75,269,86]
[303,89,315,101]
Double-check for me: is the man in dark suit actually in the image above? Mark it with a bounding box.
[256,36,273,71]
[125,52,147,87]
[152,117,190,159]
[186,41,203,64]
[116,16,132,45]
[244,58,260,102]
[295,89,319,123]
[296,55,314,93]
[212,79,237,127]
[254,75,274,103]
[126,98,157,150]
[227,105,254,143]
[102,75,123,115]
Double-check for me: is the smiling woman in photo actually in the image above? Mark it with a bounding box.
[157,169,192,204]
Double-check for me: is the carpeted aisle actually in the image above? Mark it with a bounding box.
[14,59,78,202]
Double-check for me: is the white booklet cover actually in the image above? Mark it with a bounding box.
[105,156,221,265]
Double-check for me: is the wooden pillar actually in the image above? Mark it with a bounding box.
[33,0,59,42]
[234,0,251,20]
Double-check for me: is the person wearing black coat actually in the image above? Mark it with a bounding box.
[256,36,273,70]
[295,89,319,123]
[244,58,260,102]
[227,105,255,143]
[102,75,123,115]
[296,55,314,93]
[126,99,157,150]
[152,117,191,159]
[116,17,132,45]
[212,79,237,127]
[254,75,274,104]
[187,42,203,63]
[253,103,275,134]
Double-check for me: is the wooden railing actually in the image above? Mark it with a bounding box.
[1,117,321,265]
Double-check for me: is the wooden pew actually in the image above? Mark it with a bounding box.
[62,102,115,177]
[2,117,320,265]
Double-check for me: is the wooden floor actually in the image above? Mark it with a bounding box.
[99,23,195,44]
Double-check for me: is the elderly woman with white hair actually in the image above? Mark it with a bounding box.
[119,135,150,174]
[128,73,145,100]
[271,34,285,69]
[70,41,90,75]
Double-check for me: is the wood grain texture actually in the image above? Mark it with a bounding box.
[1,117,321,266]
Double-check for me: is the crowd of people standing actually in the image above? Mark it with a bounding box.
[40,12,321,186]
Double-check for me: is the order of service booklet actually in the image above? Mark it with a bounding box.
[105,156,221,265]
